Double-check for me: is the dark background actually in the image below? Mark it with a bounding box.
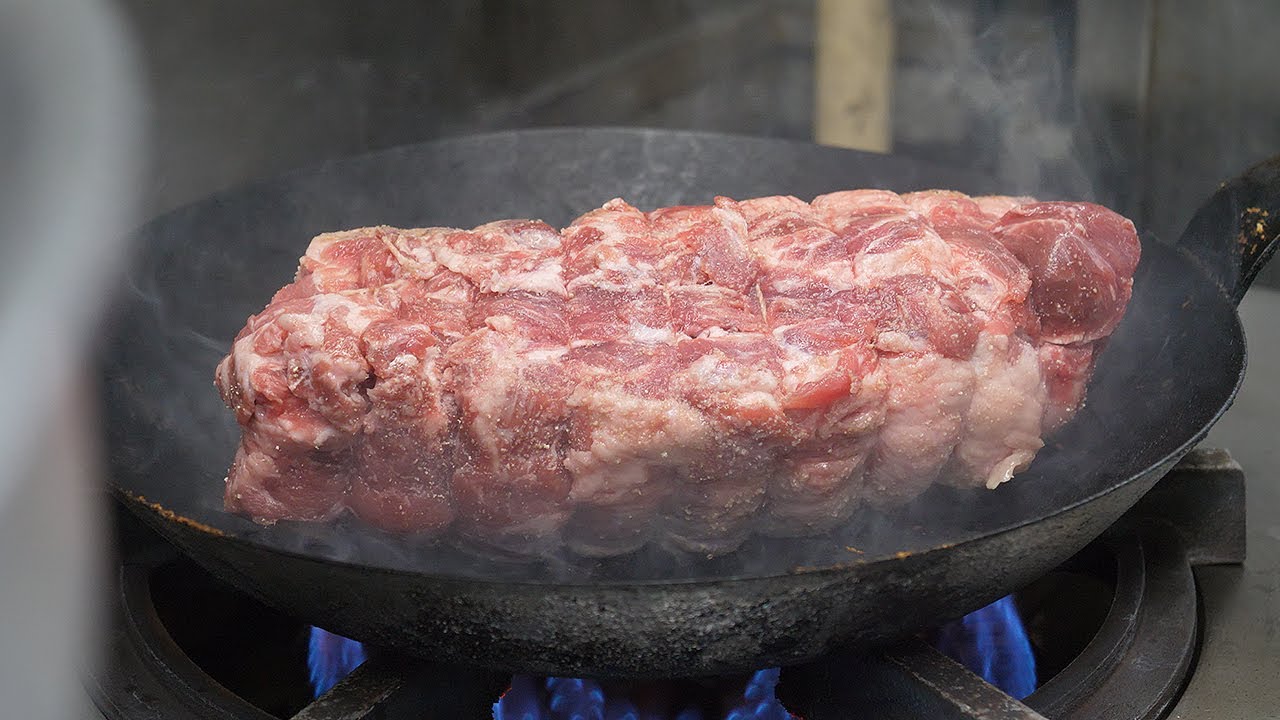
[119,0,1280,287]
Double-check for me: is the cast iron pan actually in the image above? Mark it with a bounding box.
[99,128,1280,678]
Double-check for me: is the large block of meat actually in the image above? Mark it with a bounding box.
[215,190,1139,557]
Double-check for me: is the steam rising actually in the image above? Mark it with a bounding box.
[895,1,1102,203]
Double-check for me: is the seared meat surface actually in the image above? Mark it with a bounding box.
[215,190,1139,556]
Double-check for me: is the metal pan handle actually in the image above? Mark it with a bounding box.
[1175,155,1280,306]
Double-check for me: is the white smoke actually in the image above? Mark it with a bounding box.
[892,1,1108,203]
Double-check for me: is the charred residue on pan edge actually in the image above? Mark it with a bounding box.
[1239,206,1272,249]
[788,547,919,574]
[790,535,964,574]
[125,491,226,536]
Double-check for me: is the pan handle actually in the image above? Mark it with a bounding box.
[1175,155,1280,306]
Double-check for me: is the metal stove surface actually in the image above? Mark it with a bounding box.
[1177,287,1280,716]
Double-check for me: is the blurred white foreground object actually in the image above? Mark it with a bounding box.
[0,0,141,717]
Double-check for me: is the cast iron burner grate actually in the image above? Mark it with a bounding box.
[86,449,1244,720]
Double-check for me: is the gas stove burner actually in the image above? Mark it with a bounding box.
[85,449,1244,720]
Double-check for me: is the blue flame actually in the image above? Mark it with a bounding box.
[307,626,368,697]
[544,677,605,719]
[493,668,793,720]
[310,596,1036,712]
[494,675,549,720]
[934,595,1037,699]
[726,669,793,720]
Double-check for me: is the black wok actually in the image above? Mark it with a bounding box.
[99,128,1280,679]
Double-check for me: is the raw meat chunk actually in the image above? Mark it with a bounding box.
[215,187,1140,556]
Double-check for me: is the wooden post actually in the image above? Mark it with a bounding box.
[814,0,894,152]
